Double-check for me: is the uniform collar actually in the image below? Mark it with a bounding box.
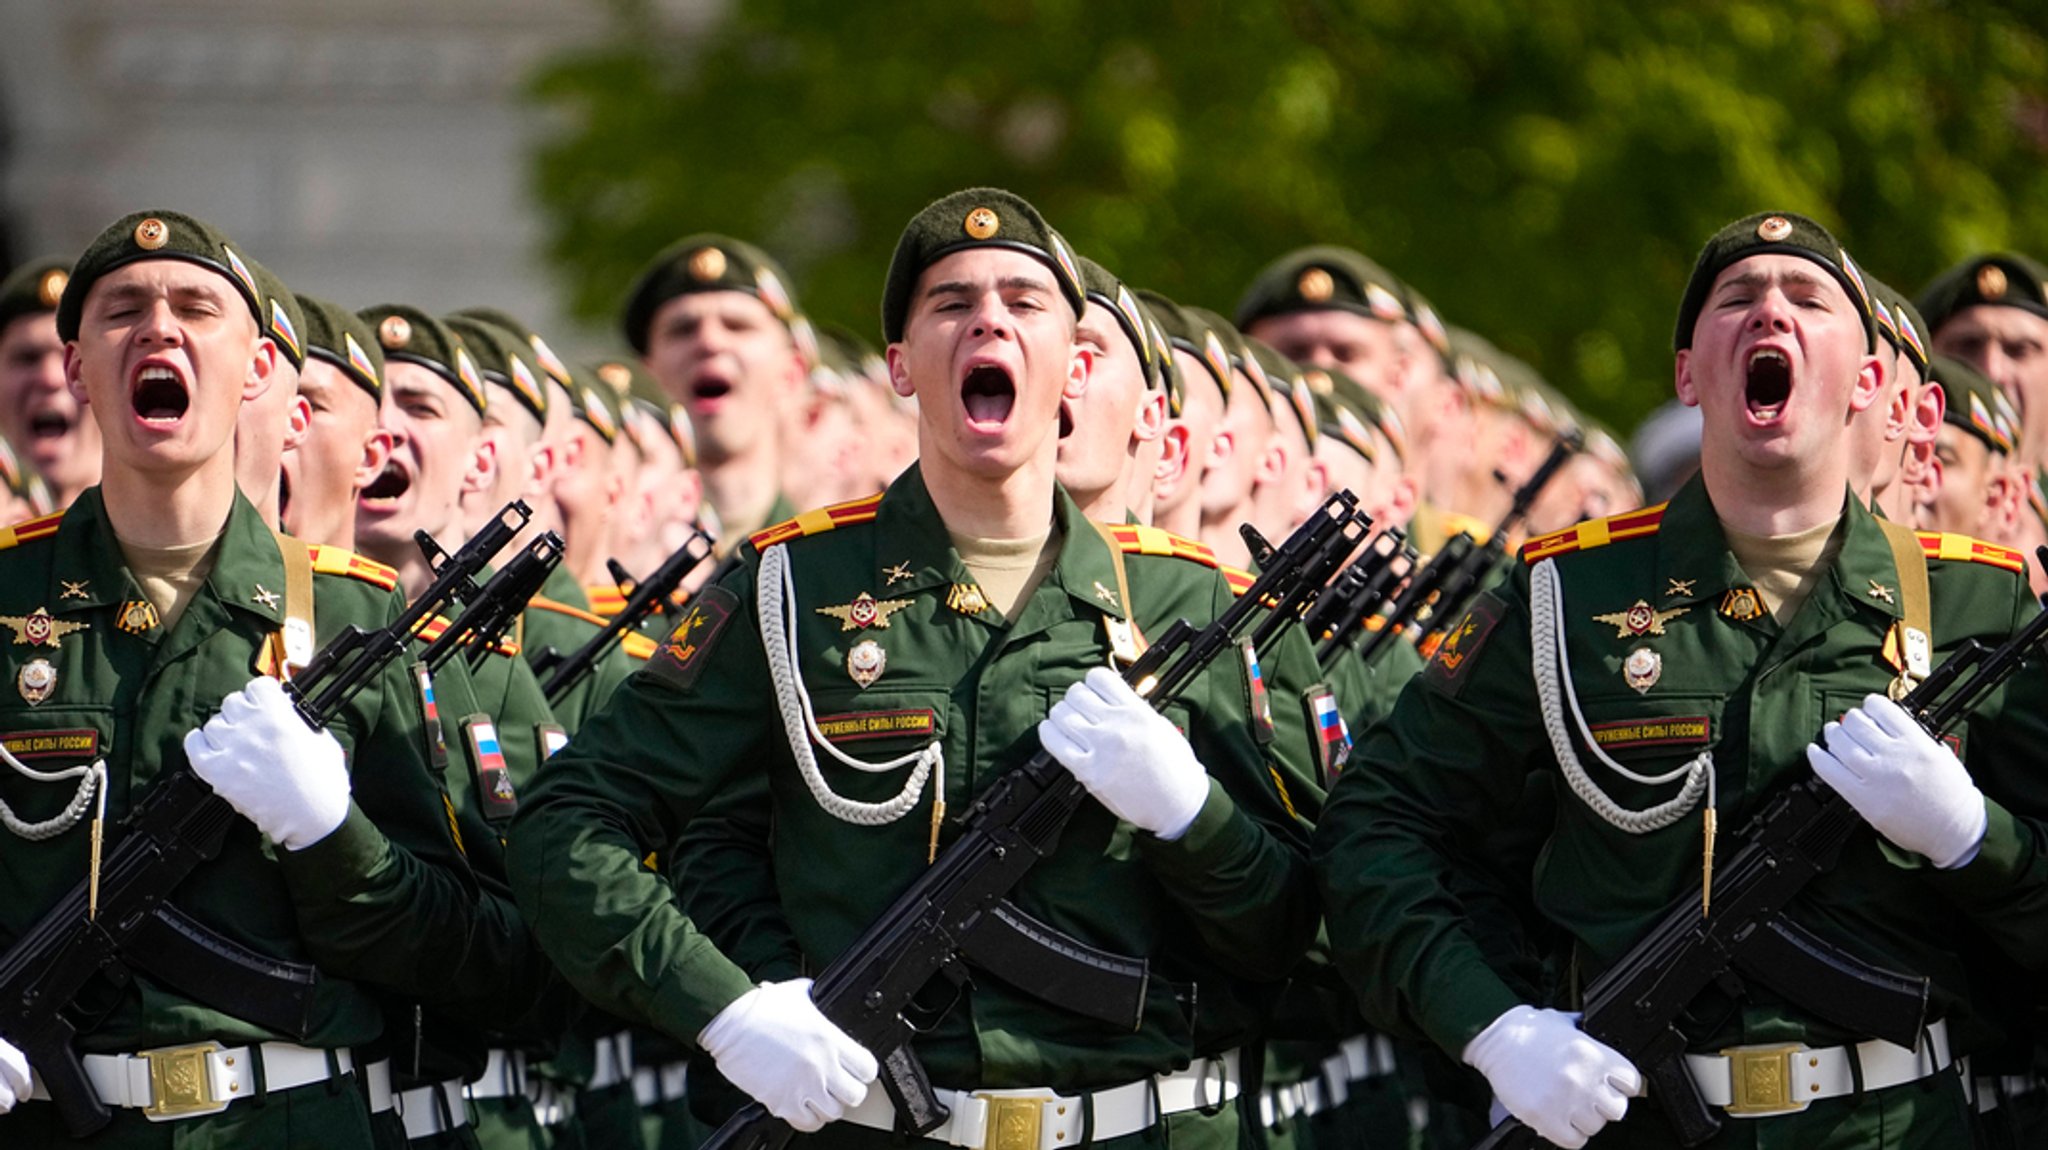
[1652,475,1904,625]
[50,486,293,629]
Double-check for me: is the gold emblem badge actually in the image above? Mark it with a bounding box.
[251,585,281,610]
[1093,581,1119,608]
[597,362,633,394]
[1297,268,1335,303]
[1666,578,1695,599]
[947,583,990,616]
[36,269,68,309]
[116,599,160,635]
[1866,579,1895,605]
[883,562,914,586]
[1756,216,1793,242]
[59,580,88,601]
[17,658,55,705]
[687,247,727,282]
[846,639,886,688]
[1623,647,1662,694]
[1977,264,2008,300]
[1303,370,1334,397]
[0,608,87,650]
[1719,587,1766,622]
[133,217,169,250]
[816,592,914,632]
[379,315,412,349]
[963,207,1000,240]
[1592,599,1689,639]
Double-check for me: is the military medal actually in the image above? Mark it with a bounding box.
[1593,599,1688,639]
[946,583,990,616]
[816,592,914,632]
[1623,647,1661,694]
[16,658,55,705]
[1719,587,1765,622]
[0,608,87,650]
[115,599,159,635]
[883,562,914,586]
[60,580,88,601]
[847,640,886,688]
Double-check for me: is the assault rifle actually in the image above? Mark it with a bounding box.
[1359,431,1580,665]
[422,531,568,673]
[702,491,1373,1150]
[1304,528,1414,669]
[534,530,714,704]
[1475,546,2048,1149]
[0,502,528,1136]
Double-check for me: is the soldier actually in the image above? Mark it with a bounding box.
[1192,313,1279,569]
[1137,291,1231,541]
[1920,253,2048,467]
[0,210,480,1145]
[510,187,1323,1150]
[0,257,101,509]
[279,296,392,550]
[1244,340,1330,539]
[625,236,809,545]
[1921,355,2025,546]
[1860,282,1935,523]
[231,263,308,527]
[1305,365,1415,536]
[442,311,558,556]
[1317,211,2048,1148]
[1057,258,1169,523]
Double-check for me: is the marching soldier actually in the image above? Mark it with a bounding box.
[1136,291,1232,541]
[1191,313,1279,569]
[231,263,307,527]
[1922,356,2025,545]
[1316,211,2048,1148]
[510,187,1324,1150]
[1920,253,2048,467]
[1057,258,1170,524]
[280,296,393,551]
[0,256,100,509]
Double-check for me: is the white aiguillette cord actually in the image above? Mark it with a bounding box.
[0,744,109,915]
[757,542,945,838]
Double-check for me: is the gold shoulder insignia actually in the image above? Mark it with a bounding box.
[306,544,400,591]
[1521,503,1668,565]
[1915,531,2027,575]
[749,494,885,551]
[1105,524,1221,569]
[0,510,67,552]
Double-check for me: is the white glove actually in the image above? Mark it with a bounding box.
[1462,1006,1640,1149]
[0,1037,30,1114]
[1038,667,1210,840]
[1808,693,1987,869]
[183,676,350,851]
[697,979,876,1132]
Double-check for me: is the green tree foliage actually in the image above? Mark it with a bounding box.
[529,0,2048,432]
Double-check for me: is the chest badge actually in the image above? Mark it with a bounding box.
[816,592,914,632]
[1093,581,1120,608]
[116,599,160,635]
[1719,587,1766,622]
[1593,599,1688,639]
[60,580,89,601]
[846,639,887,688]
[251,585,281,610]
[17,658,55,705]
[1866,580,1896,605]
[1623,647,1662,694]
[946,583,991,617]
[0,608,88,650]
[1665,578,1695,599]
[883,562,914,587]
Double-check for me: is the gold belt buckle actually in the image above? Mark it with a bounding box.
[1721,1044,1809,1117]
[141,1042,229,1121]
[981,1095,1050,1150]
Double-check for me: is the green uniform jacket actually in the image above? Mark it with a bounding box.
[1314,477,2048,1142]
[510,466,1323,1091]
[520,564,633,735]
[0,489,478,1054]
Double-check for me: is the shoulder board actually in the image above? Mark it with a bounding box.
[1103,524,1220,569]
[749,494,885,551]
[1916,531,2027,574]
[413,614,520,658]
[1221,566,1256,596]
[585,584,628,619]
[0,509,66,552]
[306,544,400,591]
[620,631,659,661]
[1522,503,1668,565]
[528,596,608,628]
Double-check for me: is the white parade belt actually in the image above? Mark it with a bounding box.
[396,1078,469,1138]
[1683,1019,1953,1117]
[28,1041,353,1122]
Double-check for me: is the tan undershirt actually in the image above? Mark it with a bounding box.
[117,531,225,633]
[1723,514,1845,625]
[951,524,1061,623]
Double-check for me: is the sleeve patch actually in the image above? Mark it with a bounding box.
[1300,685,1352,784]
[1422,594,1503,697]
[647,584,740,691]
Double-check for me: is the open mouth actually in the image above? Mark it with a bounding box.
[133,366,190,426]
[27,408,71,440]
[1745,348,1791,423]
[360,462,411,503]
[691,376,732,402]
[961,364,1016,429]
[1058,400,1075,439]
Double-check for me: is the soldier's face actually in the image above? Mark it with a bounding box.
[282,359,385,547]
[888,248,1084,481]
[1058,301,1149,506]
[1200,370,1273,521]
[233,357,300,510]
[1676,254,1881,475]
[1248,310,1403,410]
[1156,349,1223,515]
[1933,306,2048,455]
[65,261,274,480]
[644,291,802,466]
[357,362,484,549]
[0,311,99,497]
[1927,424,2000,537]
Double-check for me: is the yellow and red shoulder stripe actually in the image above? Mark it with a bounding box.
[1221,566,1256,596]
[411,614,520,657]
[1521,503,1668,565]
[620,631,659,661]
[585,584,628,620]
[749,494,885,551]
[1916,531,2027,574]
[1103,524,1221,569]
[0,509,65,551]
[306,544,400,591]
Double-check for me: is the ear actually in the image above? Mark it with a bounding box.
[1387,473,1420,527]
[62,342,88,406]
[1674,349,1699,408]
[1065,346,1093,400]
[1847,351,1885,415]
[1988,470,2025,540]
[1209,427,1235,465]
[1132,392,1167,444]
[1915,457,1944,529]
[1298,457,1331,518]
[243,338,279,402]
[1908,380,1944,445]
[1153,423,1189,483]
[1883,373,1911,442]
[355,428,395,492]
[673,467,706,527]
[463,435,499,497]
[1256,437,1288,486]
[282,396,311,453]
[885,344,915,399]
[525,438,560,499]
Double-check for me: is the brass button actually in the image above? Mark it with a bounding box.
[687,247,727,282]
[964,207,1000,240]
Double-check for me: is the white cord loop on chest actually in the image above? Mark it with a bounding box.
[0,745,106,841]
[1530,557,1713,834]
[758,542,943,826]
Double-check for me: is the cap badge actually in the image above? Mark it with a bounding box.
[133,218,169,250]
[1756,216,1793,242]
[846,639,887,689]
[379,315,412,349]
[597,362,633,393]
[687,246,727,282]
[963,207,1000,240]
[35,269,67,308]
[1297,268,1335,303]
[1978,264,2009,300]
